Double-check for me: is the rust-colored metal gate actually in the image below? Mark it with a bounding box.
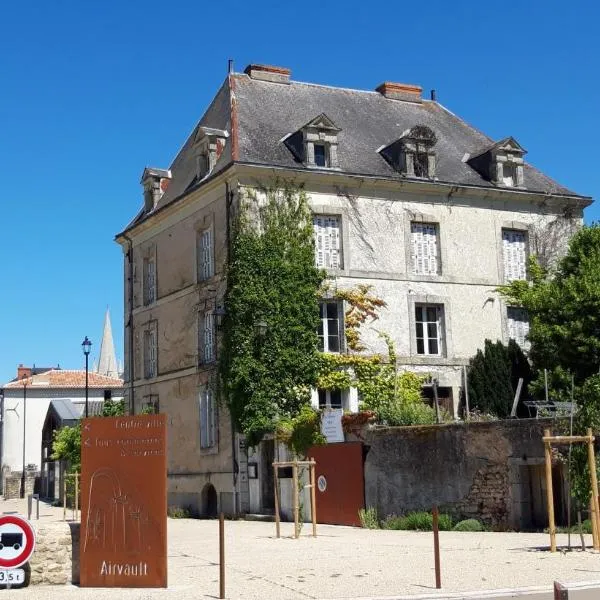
[307,442,365,527]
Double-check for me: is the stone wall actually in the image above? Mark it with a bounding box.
[3,469,37,500]
[364,418,553,530]
[29,522,75,585]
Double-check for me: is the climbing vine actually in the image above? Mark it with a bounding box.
[317,284,435,425]
[219,184,326,447]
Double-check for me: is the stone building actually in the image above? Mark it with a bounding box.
[1,365,123,499]
[116,63,592,516]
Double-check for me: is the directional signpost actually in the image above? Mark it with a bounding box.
[0,514,36,588]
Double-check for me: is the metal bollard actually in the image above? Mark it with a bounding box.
[27,494,40,520]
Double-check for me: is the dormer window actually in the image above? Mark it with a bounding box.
[380,125,437,179]
[314,144,328,167]
[140,167,171,214]
[283,113,341,169]
[193,126,228,181]
[502,162,516,187]
[468,137,526,188]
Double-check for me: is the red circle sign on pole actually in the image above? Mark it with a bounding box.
[0,515,35,569]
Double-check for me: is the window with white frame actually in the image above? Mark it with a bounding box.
[502,229,528,282]
[198,228,214,281]
[143,326,157,378]
[318,389,343,409]
[507,307,530,350]
[199,386,216,449]
[199,311,215,364]
[411,222,440,275]
[415,304,444,356]
[313,215,342,269]
[143,256,156,306]
[318,301,342,353]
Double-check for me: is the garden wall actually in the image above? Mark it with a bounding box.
[364,418,558,529]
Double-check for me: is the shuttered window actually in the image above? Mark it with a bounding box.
[199,387,216,449]
[502,229,527,282]
[313,216,342,269]
[143,257,156,305]
[198,229,214,281]
[199,311,215,364]
[144,326,157,378]
[415,304,443,356]
[411,222,440,275]
[507,307,530,350]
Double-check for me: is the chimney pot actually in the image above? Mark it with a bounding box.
[376,81,422,103]
[244,64,291,84]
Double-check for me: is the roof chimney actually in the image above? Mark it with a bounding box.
[376,82,422,103]
[17,364,32,380]
[244,64,291,84]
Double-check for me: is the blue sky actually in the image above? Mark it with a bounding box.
[1,0,598,384]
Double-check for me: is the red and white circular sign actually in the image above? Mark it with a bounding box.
[0,515,35,569]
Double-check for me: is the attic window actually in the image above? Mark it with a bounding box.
[380,125,437,179]
[503,162,516,187]
[193,126,229,181]
[467,137,526,188]
[314,144,328,167]
[283,113,341,169]
[414,151,429,177]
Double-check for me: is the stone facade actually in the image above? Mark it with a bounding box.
[363,418,558,530]
[29,522,76,585]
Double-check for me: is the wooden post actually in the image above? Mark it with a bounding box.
[586,429,600,550]
[310,461,317,537]
[590,497,599,550]
[292,463,299,539]
[433,379,441,424]
[273,465,280,539]
[219,512,225,599]
[432,505,441,589]
[74,472,79,522]
[544,428,557,552]
[462,366,470,421]
[63,474,66,521]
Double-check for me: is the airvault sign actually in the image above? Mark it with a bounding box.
[80,414,167,587]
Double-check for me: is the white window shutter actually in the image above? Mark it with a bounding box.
[503,230,527,282]
[200,390,208,448]
[313,215,341,269]
[208,389,216,447]
[412,223,439,275]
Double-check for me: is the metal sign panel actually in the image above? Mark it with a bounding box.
[0,515,35,569]
[80,414,167,587]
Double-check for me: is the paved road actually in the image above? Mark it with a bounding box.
[3,499,600,599]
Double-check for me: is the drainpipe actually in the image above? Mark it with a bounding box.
[123,234,135,415]
[225,181,239,514]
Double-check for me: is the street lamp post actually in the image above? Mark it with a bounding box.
[82,337,92,418]
[20,377,28,499]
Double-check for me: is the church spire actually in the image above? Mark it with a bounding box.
[97,308,119,378]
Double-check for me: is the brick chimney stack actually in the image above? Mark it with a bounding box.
[376,82,422,103]
[17,364,32,380]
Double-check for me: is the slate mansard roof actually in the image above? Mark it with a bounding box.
[126,67,591,230]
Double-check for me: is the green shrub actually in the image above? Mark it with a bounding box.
[453,519,485,532]
[382,511,453,531]
[546,519,592,534]
[168,506,191,519]
[359,507,380,529]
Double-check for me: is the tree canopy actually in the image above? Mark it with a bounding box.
[498,224,600,384]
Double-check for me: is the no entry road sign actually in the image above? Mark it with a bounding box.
[0,515,35,569]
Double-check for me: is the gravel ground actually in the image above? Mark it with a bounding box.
[3,498,600,600]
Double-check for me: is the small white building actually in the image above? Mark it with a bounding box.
[1,366,123,498]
